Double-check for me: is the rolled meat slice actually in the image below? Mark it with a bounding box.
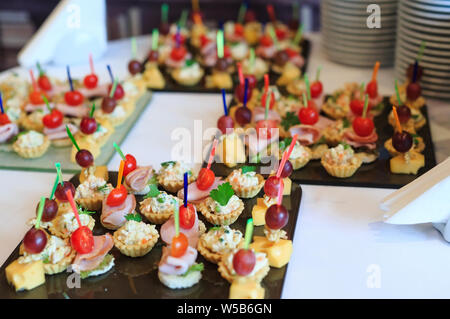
[289,124,322,146]
[101,194,136,229]
[343,129,378,150]
[161,206,201,248]
[78,83,110,99]
[72,234,114,273]
[0,123,19,143]
[158,245,197,276]
[124,166,153,194]
[252,106,281,123]
[44,123,78,140]
[56,103,89,118]
[177,177,224,204]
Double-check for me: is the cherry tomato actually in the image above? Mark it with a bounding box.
[64,91,84,106]
[275,28,288,40]
[29,90,47,105]
[171,233,189,257]
[310,81,323,98]
[123,154,137,177]
[352,117,374,137]
[200,35,211,47]
[106,185,127,207]
[38,75,52,91]
[0,113,11,125]
[170,47,187,61]
[366,81,378,99]
[83,74,98,89]
[197,168,215,190]
[108,83,125,100]
[256,119,278,140]
[42,109,63,129]
[234,23,244,36]
[285,48,298,58]
[232,249,256,276]
[350,99,366,116]
[179,203,196,229]
[260,35,273,47]
[298,107,319,125]
[71,226,94,254]
[223,46,232,59]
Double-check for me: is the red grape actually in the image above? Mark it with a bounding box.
[23,228,47,254]
[244,10,256,23]
[274,50,289,67]
[392,131,413,153]
[279,160,293,178]
[54,182,75,202]
[233,249,256,276]
[244,75,257,90]
[265,204,289,230]
[108,83,125,100]
[106,185,127,207]
[36,198,58,222]
[179,204,196,229]
[101,97,117,114]
[123,154,137,177]
[64,91,84,106]
[38,75,52,91]
[75,149,94,168]
[42,109,63,129]
[128,60,142,75]
[83,74,98,89]
[352,117,374,137]
[197,168,215,190]
[264,176,283,198]
[71,226,94,254]
[235,84,253,103]
[215,58,229,71]
[406,82,421,101]
[217,115,234,134]
[235,107,252,126]
[310,81,323,98]
[148,50,159,62]
[397,105,411,123]
[159,22,170,35]
[80,116,97,134]
[298,107,319,125]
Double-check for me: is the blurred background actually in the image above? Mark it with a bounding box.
[0,0,321,71]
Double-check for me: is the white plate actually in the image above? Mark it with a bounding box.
[324,1,398,13]
[397,45,450,65]
[399,2,450,21]
[421,89,450,100]
[324,41,396,55]
[397,23,450,44]
[321,6,398,20]
[322,36,396,49]
[396,54,450,72]
[395,59,450,78]
[398,37,450,58]
[403,0,450,13]
[322,29,396,42]
[398,33,450,50]
[325,48,394,60]
[322,10,397,28]
[399,10,450,28]
[412,0,450,6]
[398,16,450,35]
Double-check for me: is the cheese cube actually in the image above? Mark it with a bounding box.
[252,205,267,226]
[229,281,265,299]
[390,152,424,175]
[256,198,267,208]
[217,133,246,168]
[6,260,45,291]
[282,177,292,195]
[251,236,293,268]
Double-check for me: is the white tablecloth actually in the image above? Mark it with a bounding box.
[1,33,449,298]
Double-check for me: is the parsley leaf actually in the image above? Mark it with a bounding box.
[144,184,160,198]
[125,213,142,222]
[342,118,350,128]
[279,137,293,151]
[281,112,300,131]
[209,226,221,232]
[340,142,351,150]
[161,161,175,168]
[182,263,204,277]
[241,166,256,174]
[97,184,110,193]
[210,182,234,206]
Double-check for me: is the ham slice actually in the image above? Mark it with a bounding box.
[56,103,89,118]
[161,207,201,247]
[290,55,305,68]
[200,41,216,57]
[289,124,322,146]
[0,123,19,143]
[125,166,153,193]
[165,53,193,69]
[256,45,276,59]
[315,115,335,131]
[101,194,136,229]
[72,234,114,272]
[78,83,110,99]
[44,123,78,140]
[23,102,51,113]
[245,130,279,156]
[158,246,197,276]
[343,129,378,150]
[252,107,281,123]
[177,177,224,204]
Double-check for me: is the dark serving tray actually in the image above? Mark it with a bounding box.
[149,39,311,94]
[0,171,302,299]
[209,97,436,189]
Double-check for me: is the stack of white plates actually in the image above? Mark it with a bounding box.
[321,0,398,67]
[395,0,450,100]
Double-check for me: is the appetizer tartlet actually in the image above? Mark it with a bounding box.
[158,161,196,193]
[284,141,312,170]
[197,182,244,226]
[171,60,204,87]
[113,215,159,257]
[384,134,425,157]
[12,130,50,158]
[140,186,182,224]
[19,235,75,275]
[321,144,362,178]
[217,248,270,284]
[74,174,113,211]
[48,210,95,239]
[198,225,243,264]
[225,167,264,198]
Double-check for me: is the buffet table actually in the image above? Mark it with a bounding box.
[1,33,449,298]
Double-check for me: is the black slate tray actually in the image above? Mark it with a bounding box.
[0,171,302,299]
[148,39,311,94]
[209,97,436,189]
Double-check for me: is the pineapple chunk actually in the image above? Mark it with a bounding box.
[6,260,45,291]
[229,281,265,299]
[251,236,293,268]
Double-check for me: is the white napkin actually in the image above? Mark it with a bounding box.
[381,157,450,225]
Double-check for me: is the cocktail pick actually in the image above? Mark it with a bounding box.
[109,77,119,98]
[266,4,276,23]
[66,66,74,91]
[372,61,380,83]
[0,92,4,114]
[304,74,311,100]
[221,89,228,116]
[277,179,284,206]
[237,62,244,85]
[161,3,169,24]
[243,218,254,250]
[217,30,224,59]
[66,125,80,151]
[65,189,82,229]
[268,25,279,48]
[174,199,180,237]
[394,79,402,106]
[293,23,304,45]
[243,78,249,108]
[89,53,95,74]
[49,173,59,199]
[175,25,181,48]
[152,29,159,51]
[192,0,199,12]
[302,92,308,107]
[276,134,298,178]
[35,197,46,229]
[392,106,402,133]
[113,142,127,161]
[29,69,37,91]
[90,103,96,118]
[207,139,218,170]
[416,41,426,63]
[55,162,64,186]
[249,48,255,72]
[362,94,369,118]
[117,160,125,188]
[359,82,365,98]
[264,88,271,121]
[42,94,52,112]
[315,65,322,82]
[237,3,247,24]
[412,61,419,83]
[107,65,114,83]
[264,73,269,94]
[183,172,188,208]
[179,9,188,28]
